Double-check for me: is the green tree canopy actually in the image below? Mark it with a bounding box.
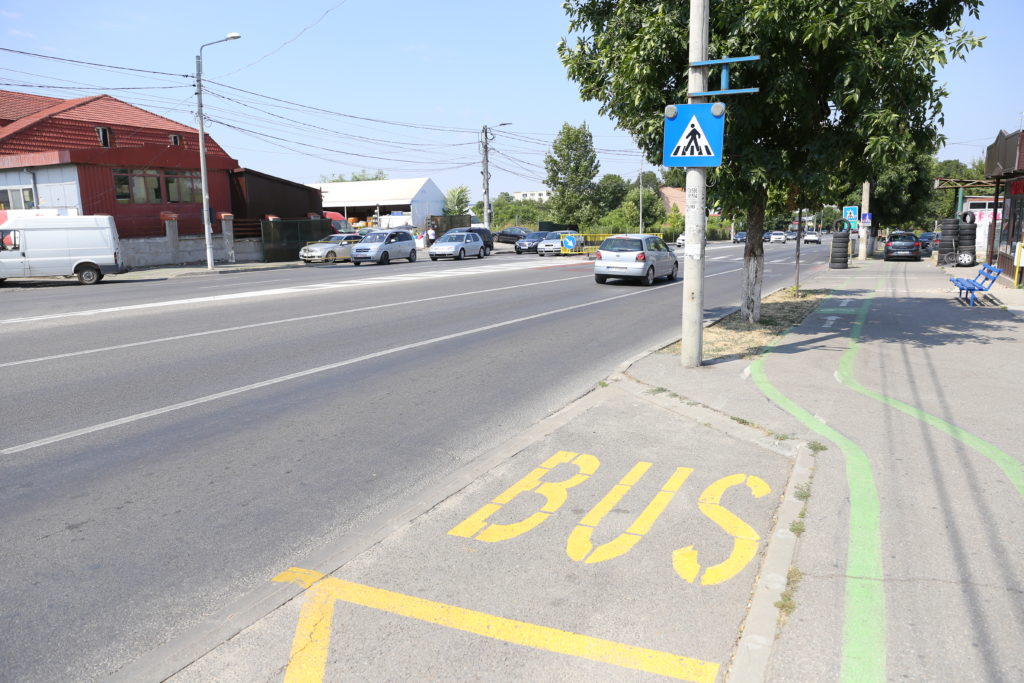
[443,186,471,216]
[560,0,983,321]
[595,173,629,214]
[544,121,601,226]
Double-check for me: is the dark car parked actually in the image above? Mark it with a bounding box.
[447,227,493,255]
[494,226,529,244]
[733,231,746,243]
[515,231,552,254]
[918,231,938,254]
[883,232,922,261]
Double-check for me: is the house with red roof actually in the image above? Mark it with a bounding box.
[0,89,243,264]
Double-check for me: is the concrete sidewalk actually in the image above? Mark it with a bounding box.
[118,256,1024,682]
[630,256,1024,680]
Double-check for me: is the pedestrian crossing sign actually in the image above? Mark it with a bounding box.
[663,103,725,168]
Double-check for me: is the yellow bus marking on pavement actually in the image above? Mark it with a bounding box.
[672,474,770,585]
[448,450,599,542]
[567,465,693,564]
[274,567,719,683]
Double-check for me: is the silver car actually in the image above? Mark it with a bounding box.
[299,233,363,263]
[429,231,486,260]
[537,230,580,256]
[350,229,417,265]
[594,234,678,285]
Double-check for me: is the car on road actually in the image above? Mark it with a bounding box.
[676,233,686,247]
[447,227,493,255]
[594,234,678,285]
[785,230,798,241]
[802,231,821,244]
[769,231,787,243]
[733,231,746,243]
[537,230,580,256]
[428,231,486,260]
[918,231,938,254]
[883,232,922,261]
[514,231,550,254]
[493,226,528,244]
[350,229,417,265]
[299,233,363,263]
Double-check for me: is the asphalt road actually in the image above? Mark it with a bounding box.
[0,240,830,681]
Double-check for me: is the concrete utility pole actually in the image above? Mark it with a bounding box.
[481,125,492,231]
[639,158,644,231]
[681,0,709,368]
[480,122,511,231]
[858,180,870,259]
[195,32,241,270]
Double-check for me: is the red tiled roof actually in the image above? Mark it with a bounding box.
[0,93,104,143]
[0,89,230,158]
[0,90,64,123]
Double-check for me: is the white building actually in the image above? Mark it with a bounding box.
[310,177,445,228]
[512,190,552,202]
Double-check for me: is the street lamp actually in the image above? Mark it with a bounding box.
[481,122,511,232]
[196,32,241,270]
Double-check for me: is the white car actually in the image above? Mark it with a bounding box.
[299,233,363,263]
[676,234,685,247]
[769,231,787,243]
[803,231,821,244]
[594,234,678,286]
[350,229,417,265]
[537,230,580,256]
[428,231,486,260]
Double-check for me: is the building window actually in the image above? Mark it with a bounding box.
[164,170,201,203]
[169,134,181,146]
[96,127,112,148]
[112,168,201,205]
[0,187,34,210]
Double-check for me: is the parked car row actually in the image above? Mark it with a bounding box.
[300,229,419,266]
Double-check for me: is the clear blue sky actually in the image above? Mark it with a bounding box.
[1,0,1019,202]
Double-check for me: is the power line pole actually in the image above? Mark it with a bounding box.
[481,125,492,231]
[681,0,709,368]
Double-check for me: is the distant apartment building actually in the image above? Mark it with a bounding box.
[512,190,551,202]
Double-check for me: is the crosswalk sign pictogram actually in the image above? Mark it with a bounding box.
[663,103,725,168]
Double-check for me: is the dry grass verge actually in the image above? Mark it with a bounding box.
[661,287,829,362]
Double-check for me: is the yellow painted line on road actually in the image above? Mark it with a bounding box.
[274,567,719,682]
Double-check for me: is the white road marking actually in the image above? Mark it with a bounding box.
[822,316,840,328]
[0,276,591,369]
[0,259,591,326]
[1,280,679,455]
[839,298,852,307]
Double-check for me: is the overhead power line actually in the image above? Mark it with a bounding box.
[0,47,190,78]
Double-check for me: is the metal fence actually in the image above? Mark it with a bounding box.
[260,218,333,262]
[559,232,665,255]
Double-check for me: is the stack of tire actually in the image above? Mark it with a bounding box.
[937,218,958,265]
[830,226,850,269]
[956,212,977,267]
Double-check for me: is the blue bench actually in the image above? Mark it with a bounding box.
[950,264,1003,307]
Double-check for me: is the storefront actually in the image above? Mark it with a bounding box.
[984,130,1024,286]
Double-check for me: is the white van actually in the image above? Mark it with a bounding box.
[0,215,123,285]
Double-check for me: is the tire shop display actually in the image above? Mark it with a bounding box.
[830,222,850,269]
[938,217,958,265]
[956,211,977,267]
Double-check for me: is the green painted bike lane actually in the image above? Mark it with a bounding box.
[751,271,1024,682]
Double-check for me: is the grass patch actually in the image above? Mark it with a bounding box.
[730,416,754,427]
[775,567,803,620]
[807,440,827,454]
[662,288,829,361]
[789,519,806,536]
[794,482,812,502]
[597,380,609,388]
[647,386,669,395]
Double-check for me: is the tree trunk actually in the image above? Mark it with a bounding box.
[740,187,767,323]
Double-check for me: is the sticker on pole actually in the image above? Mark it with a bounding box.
[663,103,725,168]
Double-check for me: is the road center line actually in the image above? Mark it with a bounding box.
[1,280,678,455]
[0,276,590,369]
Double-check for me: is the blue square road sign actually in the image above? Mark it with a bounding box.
[663,103,725,168]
